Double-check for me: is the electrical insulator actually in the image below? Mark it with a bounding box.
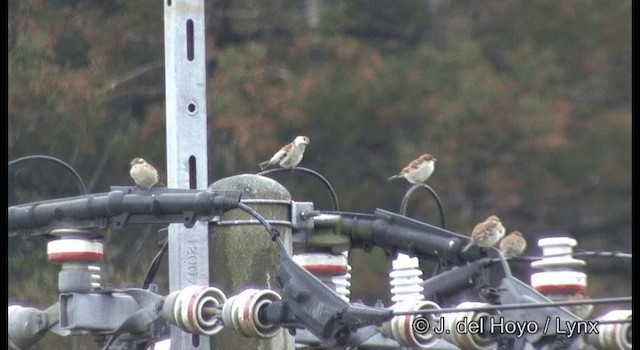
[586,309,632,350]
[221,288,282,339]
[389,253,425,305]
[293,251,351,302]
[47,229,104,293]
[161,285,226,336]
[380,299,442,348]
[440,302,497,350]
[530,237,587,303]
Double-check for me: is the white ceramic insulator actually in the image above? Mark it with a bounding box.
[440,302,497,350]
[163,286,226,336]
[530,237,588,296]
[389,253,424,305]
[380,299,441,348]
[586,309,632,350]
[221,288,282,338]
[293,251,352,302]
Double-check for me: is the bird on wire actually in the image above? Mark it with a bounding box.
[387,153,436,185]
[129,157,162,190]
[259,136,310,170]
[461,215,506,252]
[499,230,527,258]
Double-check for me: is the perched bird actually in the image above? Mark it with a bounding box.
[567,291,595,319]
[387,153,437,185]
[129,158,160,190]
[259,136,310,170]
[461,215,506,252]
[499,231,527,258]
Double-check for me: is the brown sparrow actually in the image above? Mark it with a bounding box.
[387,154,436,185]
[259,136,310,170]
[461,215,506,252]
[499,231,527,258]
[567,291,595,319]
[129,158,160,190]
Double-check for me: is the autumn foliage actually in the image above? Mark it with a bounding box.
[8,1,630,348]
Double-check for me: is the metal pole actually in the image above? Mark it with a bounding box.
[163,0,210,349]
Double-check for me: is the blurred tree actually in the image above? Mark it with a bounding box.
[8,0,631,347]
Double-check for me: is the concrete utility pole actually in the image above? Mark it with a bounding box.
[209,174,296,349]
[163,0,210,349]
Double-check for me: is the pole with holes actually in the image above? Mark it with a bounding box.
[164,0,210,349]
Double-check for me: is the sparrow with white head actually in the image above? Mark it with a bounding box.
[387,153,437,185]
[461,215,506,252]
[259,136,310,170]
[499,231,527,258]
[129,158,160,190]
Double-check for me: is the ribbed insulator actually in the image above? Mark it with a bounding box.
[389,253,424,305]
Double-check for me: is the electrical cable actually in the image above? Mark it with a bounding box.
[8,155,87,195]
[397,183,447,282]
[142,229,169,290]
[237,201,288,255]
[573,249,632,259]
[257,167,340,211]
[497,249,633,264]
[399,183,446,229]
[391,296,632,316]
[597,319,633,325]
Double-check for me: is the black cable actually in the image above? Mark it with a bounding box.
[142,234,169,290]
[497,250,633,263]
[237,201,288,255]
[573,250,632,259]
[399,183,446,229]
[597,319,633,325]
[392,296,632,316]
[397,183,447,282]
[257,167,340,211]
[8,155,87,195]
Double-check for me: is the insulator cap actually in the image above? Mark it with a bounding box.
[47,239,103,263]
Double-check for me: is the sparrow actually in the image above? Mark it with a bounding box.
[129,157,160,190]
[499,231,527,258]
[461,215,506,252]
[567,291,595,319]
[387,154,437,185]
[259,136,310,170]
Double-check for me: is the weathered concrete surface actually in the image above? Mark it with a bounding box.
[209,174,295,349]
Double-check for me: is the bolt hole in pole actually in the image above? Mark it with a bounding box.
[189,156,197,189]
[191,334,199,347]
[186,19,194,61]
[187,101,198,114]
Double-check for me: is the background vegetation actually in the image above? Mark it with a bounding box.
[9,0,631,348]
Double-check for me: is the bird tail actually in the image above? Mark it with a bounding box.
[387,175,400,181]
[461,242,473,253]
